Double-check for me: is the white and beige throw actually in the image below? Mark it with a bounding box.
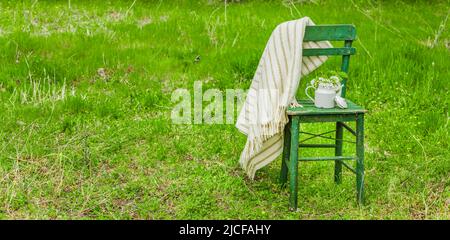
[236,17,332,179]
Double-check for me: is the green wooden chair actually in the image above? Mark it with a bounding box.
[279,24,367,211]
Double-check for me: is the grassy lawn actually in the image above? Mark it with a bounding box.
[0,0,449,219]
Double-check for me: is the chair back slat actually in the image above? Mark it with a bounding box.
[303,47,356,56]
[304,24,356,41]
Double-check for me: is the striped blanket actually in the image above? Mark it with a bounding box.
[236,17,331,179]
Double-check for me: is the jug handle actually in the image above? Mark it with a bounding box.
[305,85,315,102]
[336,83,343,96]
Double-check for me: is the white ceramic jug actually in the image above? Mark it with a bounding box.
[305,82,342,108]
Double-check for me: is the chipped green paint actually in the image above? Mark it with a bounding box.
[304,24,357,41]
[335,122,344,184]
[298,156,357,161]
[356,114,365,205]
[288,116,300,211]
[287,100,365,116]
[280,119,290,186]
[303,47,356,56]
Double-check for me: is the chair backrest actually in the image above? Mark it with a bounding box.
[303,24,356,97]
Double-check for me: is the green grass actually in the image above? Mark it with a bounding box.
[0,0,449,219]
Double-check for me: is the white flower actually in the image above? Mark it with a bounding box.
[330,76,339,81]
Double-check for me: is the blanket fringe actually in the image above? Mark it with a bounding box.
[241,105,288,168]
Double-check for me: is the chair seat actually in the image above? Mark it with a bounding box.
[287,99,366,116]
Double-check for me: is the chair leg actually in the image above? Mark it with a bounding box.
[334,122,344,184]
[280,117,291,186]
[289,116,300,211]
[356,114,365,205]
